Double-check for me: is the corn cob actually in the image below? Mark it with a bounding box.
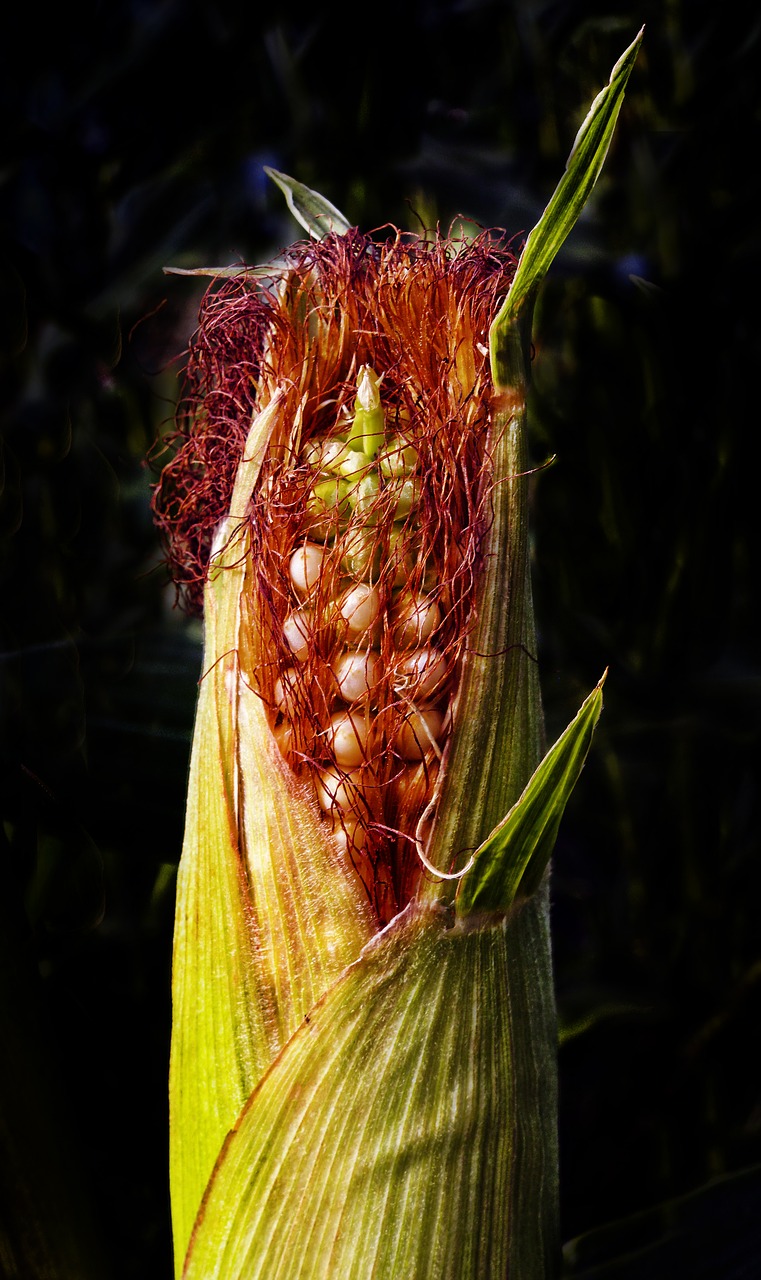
[154,228,517,924]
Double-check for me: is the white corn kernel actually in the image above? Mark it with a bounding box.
[347,471,380,521]
[330,815,368,855]
[333,650,380,702]
[340,583,381,636]
[341,524,379,579]
[392,593,441,648]
[328,711,369,768]
[289,542,325,596]
[388,476,420,521]
[315,766,363,813]
[304,438,350,472]
[379,438,418,479]
[394,648,448,702]
[283,608,312,661]
[386,524,417,588]
[272,720,296,758]
[305,477,350,539]
[339,449,370,480]
[273,666,299,713]
[395,707,444,761]
[322,439,352,471]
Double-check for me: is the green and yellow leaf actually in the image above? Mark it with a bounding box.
[183,898,557,1280]
[169,400,374,1272]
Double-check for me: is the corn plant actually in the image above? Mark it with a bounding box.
[153,30,641,1279]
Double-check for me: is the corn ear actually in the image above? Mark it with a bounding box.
[166,30,641,1279]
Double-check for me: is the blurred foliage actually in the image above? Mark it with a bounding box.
[1,1,758,1275]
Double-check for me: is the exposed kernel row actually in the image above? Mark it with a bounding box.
[268,364,454,867]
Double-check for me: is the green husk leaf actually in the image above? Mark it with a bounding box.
[490,26,643,388]
[183,898,557,1280]
[264,167,352,239]
[420,402,542,895]
[456,676,605,916]
[429,35,642,885]
[425,32,640,892]
[169,397,374,1273]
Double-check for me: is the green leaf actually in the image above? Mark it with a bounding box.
[456,676,605,917]
[264,167,352,239]
[424,36,640,893]
[420,407,543,895]
[169,397,374,1273]
[490,27,643,388]
[183,899,558,1280]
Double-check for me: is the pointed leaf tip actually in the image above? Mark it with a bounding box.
[264,167,352,240]
[489,29,643,387]
[456,676,605,917]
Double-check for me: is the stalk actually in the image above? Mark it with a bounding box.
[155,30,641,1279]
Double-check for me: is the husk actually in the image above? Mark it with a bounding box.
[183,899,557,1280]
[169,398,374,1270]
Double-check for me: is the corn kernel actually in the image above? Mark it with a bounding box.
[340,583,381,636]
[303,438,350,472]
[328,711,370,768]
[330,814,368,855]
[392,593,441,648]
[315,765,364,814]
[379,438,418,479]
[306,477,350,538]
[341,525,380,579]
[289,542,325,596]
[395,707,445,761]
[333,650,381,702]
[387,476,420,521]
[347,471,380,521]
[273,666,299,713]
[283,609,312,661]
[394,647,449,702]
[339,449,372,481]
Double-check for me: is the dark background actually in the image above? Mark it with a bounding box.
[2,2,759,1276]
